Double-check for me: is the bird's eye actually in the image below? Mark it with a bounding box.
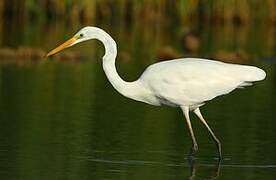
[80,33,84,38]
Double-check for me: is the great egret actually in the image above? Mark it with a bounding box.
[46,26,266,159]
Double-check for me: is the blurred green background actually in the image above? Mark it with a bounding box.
[0,1,276,180]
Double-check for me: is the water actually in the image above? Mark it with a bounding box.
[0,22,276,179]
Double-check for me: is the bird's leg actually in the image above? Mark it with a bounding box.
[181,106,198,156]
[193,108,222,159]
[187,157,196,180]
[210,160,221,180]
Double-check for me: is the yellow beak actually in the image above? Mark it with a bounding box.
[46,37,77,57]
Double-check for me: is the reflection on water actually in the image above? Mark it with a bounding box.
[0,21,276,179]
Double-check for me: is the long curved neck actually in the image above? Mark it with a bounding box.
[93,29,142,99]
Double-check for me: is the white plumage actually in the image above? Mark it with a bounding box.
[139,58,266,108]
[46,26,266,159]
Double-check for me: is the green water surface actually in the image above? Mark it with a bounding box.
[0,21,276,179]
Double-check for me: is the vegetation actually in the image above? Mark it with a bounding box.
[1,0,276,25]
[0,1,275,63]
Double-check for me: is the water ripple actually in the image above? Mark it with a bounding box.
[83,157,276,169]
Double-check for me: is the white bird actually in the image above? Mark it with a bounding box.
[46,26,266,159]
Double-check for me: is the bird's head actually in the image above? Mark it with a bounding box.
[46,26,100,57]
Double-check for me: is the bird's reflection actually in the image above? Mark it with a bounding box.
[187,157,221,180]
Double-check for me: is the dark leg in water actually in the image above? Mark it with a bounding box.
[193,108,222,159]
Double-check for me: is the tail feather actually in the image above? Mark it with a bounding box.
[238,81,253,88]
[241,66,266,82]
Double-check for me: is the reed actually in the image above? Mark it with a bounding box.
[0,0,275,25]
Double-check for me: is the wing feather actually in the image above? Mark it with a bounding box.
[140,58,261,106]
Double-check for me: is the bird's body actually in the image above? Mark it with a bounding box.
[46,26,266,159]
[138,58,266,108]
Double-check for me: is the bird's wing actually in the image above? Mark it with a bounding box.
[140,58,262,106]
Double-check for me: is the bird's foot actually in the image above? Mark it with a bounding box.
[192,144,198,154]
[216,142,222,161]
[188,144,198,160]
